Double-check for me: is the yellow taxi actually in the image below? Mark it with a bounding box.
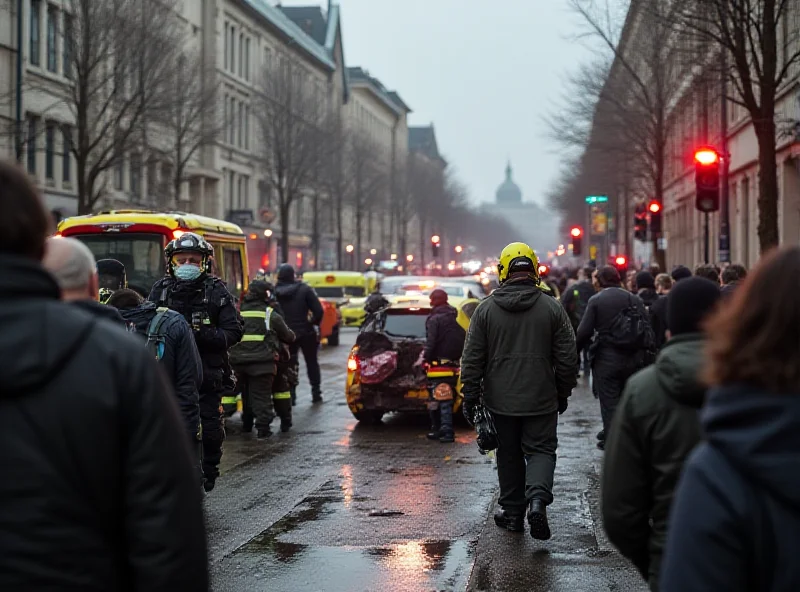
[304,271,375,328]
[345,297,478,423]
[57,210,249,299]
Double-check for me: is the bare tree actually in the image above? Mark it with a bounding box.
[46,0,188,213]
[665,0,800,251]
[406,154,444,268]
[318,111,351,268]
[346,130,386,266]
[256,47,328,261]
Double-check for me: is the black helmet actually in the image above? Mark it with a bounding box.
[277,263,295,283]
[97,258,127,303]
[165,232,213,276]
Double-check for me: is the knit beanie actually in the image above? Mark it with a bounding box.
[635,271,655,290]
[667,276,721,335]
[671,265,692,282]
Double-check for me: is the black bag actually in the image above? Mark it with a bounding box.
[602,294,656,366]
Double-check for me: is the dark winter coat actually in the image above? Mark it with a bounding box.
[661,385,800,592]
[118,302,203,438]
[460,278,578,415]
[649,295,669,350]
[423,303,466,363]
[275,281,324,338]
[71,298,127,326]
[638,288,659,309]
[602,333,706,591]
[149,275,243,391]
[720,281,740,299]
[560,279,595,331]
[229,296,295,374]
[0,256,208,591]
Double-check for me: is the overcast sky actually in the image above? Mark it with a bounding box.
[278,0,594,208]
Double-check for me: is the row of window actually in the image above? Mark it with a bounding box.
[26,115,72,184]
[30,0,73,78]
[225,169,251,210]
[224,95,250,150]
[224,20,252,82]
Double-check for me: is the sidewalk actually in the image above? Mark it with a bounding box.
[467,380,649,592]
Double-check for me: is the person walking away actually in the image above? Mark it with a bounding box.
[661,246,800,592]
[149,233,243,493]
[461,243,577,540]
[649,274,673,350]
[560,266,595,377]
[107,288,204,484]
[720,263,747,299]
[275,264,324,404]
[693,263,720,284]
[635,271,659,309]
[42,237,127,326]
[423,289,466,443]
[0,161,208,590]
[602,277,721,590]
[229,280,296,437]
[577,266,654,450]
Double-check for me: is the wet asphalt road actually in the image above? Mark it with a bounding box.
[206,329,648,592]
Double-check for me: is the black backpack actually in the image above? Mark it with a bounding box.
[144,307,171,362]
[602,294,656,363]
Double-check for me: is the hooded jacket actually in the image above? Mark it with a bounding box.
[118,301,203,438]
[601,333,706,590]
[0,256,208,591]
[71,298,127,326]
[460,278,578,415]
[275,281,324,338]
[423,303,466,363]
[661,385,800,592]
[229,293,295,374]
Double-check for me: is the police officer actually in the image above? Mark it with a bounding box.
[274,264,324,404]
[461,242,577,540]
[148,232,243,493]
[96,259,128,303]
[423,289,466,443]
[229,280,296,438]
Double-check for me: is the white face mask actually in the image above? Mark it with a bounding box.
[174,264,203,281]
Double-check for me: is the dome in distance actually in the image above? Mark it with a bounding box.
[496,161,522,205]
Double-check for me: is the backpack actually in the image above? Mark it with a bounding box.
[145,307,171,361]
[569,287,589,329]
[602,294,656,365]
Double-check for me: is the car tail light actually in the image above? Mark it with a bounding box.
[347,357,358,372]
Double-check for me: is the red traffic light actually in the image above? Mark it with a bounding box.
[648,200,661,214]
[538,264,550,277]
[570,226,583,238]
[615,255,627,267]
[694,148,720,166]
[431,235,441,244]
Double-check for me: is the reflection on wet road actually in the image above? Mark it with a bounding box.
[207,329,648,591]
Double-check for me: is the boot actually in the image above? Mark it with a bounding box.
[311,386,323,404]
[280,416,292,433]
[426,409,441,440]
[256,428,273,439]
[493,509,524,532]
[596,429,605,441]
[439,433,455,444]
[527,499,551,540]
[438,400,455,443]
[203,478,216,493]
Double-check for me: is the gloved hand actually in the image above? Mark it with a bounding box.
[462,399,479,426]
[558,397,569,415]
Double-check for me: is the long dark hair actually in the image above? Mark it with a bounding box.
[704,246,800,393]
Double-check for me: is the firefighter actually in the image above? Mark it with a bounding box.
[148,232,243,493]
[229,280,296,437]
[96,258,127,303]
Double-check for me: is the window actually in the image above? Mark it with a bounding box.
[30,0,41,66]
[228,171,234,210]
[245,37,250,81]
[264,47,271,73]
[222,247,243,298]
[229,25,235,72]
[45,121,55,179]
[237,175,244,207]
[224,21,229,70]
[223,96,229,144]
[147,160,157,197]
[63,13,72,78]
[114,160,124,190]
[244,105,249,150]
[46,4,57,72]
[238,101,243,148]
[61,125,71,183]
[130,153,142,197]
[79,234,165,292]
[27,116,37,173]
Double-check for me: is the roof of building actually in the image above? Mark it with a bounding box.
[496,161,523,205]
[347,67,410,116]
[409,125,447,165]
[278,6,328,45]
[244,0,336,70]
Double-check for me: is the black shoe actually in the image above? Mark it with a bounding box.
[439,433,455,443]
[280,418,292,433]
[493,509,525,532]
[426,430,441,440]
[596,440,605,451]
[527,500,551,540]
[312,395,324,404]
[256,428,272,439]
[203,478,216,493]
[242,421,253,433]
[596,430,605,441]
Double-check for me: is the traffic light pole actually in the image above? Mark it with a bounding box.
[719,48,731,263]
[704,212,710,264]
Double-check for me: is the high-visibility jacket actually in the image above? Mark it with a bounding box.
[229,299,294,374]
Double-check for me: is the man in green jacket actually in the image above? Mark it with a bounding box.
[461,242,577,540]
[601,276,721,590]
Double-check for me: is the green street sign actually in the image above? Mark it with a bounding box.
[585,195,609,204]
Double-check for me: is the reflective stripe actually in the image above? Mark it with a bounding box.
[428,370,457,378]
[221,396,238,405]
[241,310,267,318]
[273,391,292,400]
[241,334,266,342]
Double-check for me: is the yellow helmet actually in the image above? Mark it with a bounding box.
[497,242,539,283]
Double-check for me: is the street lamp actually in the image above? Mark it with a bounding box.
[370,248,377,255]
[390,253,397,260]
[345,244,355,271]
[365,258,373,266]
[345,244,354,253]
[454,245,463,254]
[406,254,414,262]
[264,229,273,237]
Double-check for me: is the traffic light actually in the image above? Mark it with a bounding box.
[570,226,583,256]
[613,255,628,272]
[431,235,441,258]
[634,203,647,241]
[648,200,662,234]
[694,147,720,213]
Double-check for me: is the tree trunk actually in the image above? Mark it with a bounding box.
[419,217,426,269]
[335,195,344,269]
[355,197,363,271]
[279,199,291,266]
[77,156,90,214]
[311,194,320,270]
[755,118,780,251]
